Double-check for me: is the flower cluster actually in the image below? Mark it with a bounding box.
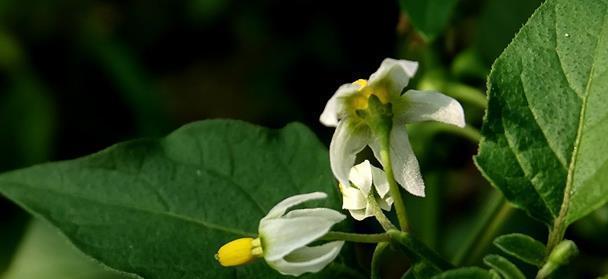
[216,58,465,277]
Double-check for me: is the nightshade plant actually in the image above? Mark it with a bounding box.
[1,0,607,278]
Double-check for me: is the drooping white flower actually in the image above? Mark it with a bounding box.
[320,58,465,197]
[216,192,345,277]
[340,160,393,220]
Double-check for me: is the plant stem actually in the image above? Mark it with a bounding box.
[445,82,488,110]
[371,242,390,279]
[388,230,453,271]
[321,231,391,243]
[453,191,514,265]
[378,133,410,232]
[367,190,398,231]
[442,124,481,143]
[546,225,566,259]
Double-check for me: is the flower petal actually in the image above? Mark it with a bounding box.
[389,125,425,197]
[340,185,367,210]
[348,208,369,221]
[266,241,344,276]
[320,83,360,127]
[369,125,425,197]
[259,217,339,261]
[364,200,376,217]
[370,165,390,198]
[368,58,418,96]
[283,208,346,223]
[378,196,394,211]
[330,120,371,187]
[396,90,465,127]
[348,160,373,195]
[263,192,327,220]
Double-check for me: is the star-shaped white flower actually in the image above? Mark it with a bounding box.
[340,160,393,220]
[320,58,465,197]
[216,192,345,277]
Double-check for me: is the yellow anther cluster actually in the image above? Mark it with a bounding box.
[216,237,263,267]
[348,79,391,111]
[352,79,368,88]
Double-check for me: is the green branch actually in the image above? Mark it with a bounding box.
[321,232,391,243]
[388,230,453,271]
[453,191,514,265]
[378,134,410,232]
[371,242,390,279]
[367,190,398,231]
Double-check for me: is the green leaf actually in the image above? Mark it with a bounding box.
[494,233,546,266]
[398,0,457,41]
[475,0,608,229]
[483,254,525,279]
[431,267,494,279]
[0,120,342,279]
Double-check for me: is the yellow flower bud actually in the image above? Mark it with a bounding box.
[215,238,263,267]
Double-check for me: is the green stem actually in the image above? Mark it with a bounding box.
[546,225,566,259]
[371,242,390,279]
[378,133,410,232]
[453,191,514,265]
[321,231,391,243]
[444,82,488,109]
[367,190,398,231]
[443,124,481,143]
[388,230,453,271]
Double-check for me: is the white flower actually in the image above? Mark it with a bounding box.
[216,192,346,277]
[340,160,393,220]
[320,58,465,197]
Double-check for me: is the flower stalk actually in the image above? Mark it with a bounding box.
[366,95,410,232]
[321,231,391,243]
[367,190,397,231]
[380,139,410,232]
[388,230,453,271]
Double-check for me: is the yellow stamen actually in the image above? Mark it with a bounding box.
[351,95,369,110]
[352,79,368,88]
[373,87,390,104]
[348,79,391,111]
[215,237,263,267]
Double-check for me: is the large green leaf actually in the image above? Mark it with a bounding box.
[475,0,608,228]
[0,120,345,279]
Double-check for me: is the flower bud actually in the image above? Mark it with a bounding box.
[215,238,263,267]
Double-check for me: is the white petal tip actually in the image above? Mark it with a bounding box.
[319,114,338,127]
[412,191,426,198]
[404,183,426,197]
